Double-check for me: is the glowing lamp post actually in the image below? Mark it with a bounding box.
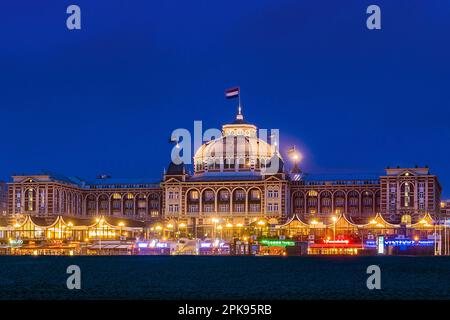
[67,222,73,241]
[217,225,223,239]
[257,220,266,237]
[236,223,243,238]
[331,216,337,242]
[155,225,162,239]
[179,222,187,238]
[166,223,174,239]
[310,219,318,241]
[212,218,219,239]
[226,223,233,239]
[118,222,125,240]
[288,145,303,172]
[95,218,105,253]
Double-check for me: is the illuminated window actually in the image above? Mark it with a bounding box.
[308,190,318,197]
[250,190,260,200]
[151,210,159,217]
[401,182,414,208]
[15,190,21,209]
[190,191,199,200]
[26,188,35,211]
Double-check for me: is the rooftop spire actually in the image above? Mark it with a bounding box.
[236,103,243,121]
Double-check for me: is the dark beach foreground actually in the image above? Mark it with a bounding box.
[0,256,449,300]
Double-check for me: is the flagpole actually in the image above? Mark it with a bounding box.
[238,87,241,115]
[238,87,241,113]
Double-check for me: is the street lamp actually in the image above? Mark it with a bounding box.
[118,222,125,240]
[179,222,187,238]
[166,223,174,239]
[212,218,219,239]
[236,223,243,238]
[96,218,105,253]
[288,145,302,171]
[217,225,223,239]
[310,219,318,242]
[257,220,266,237]
[154,225,162,239]
[67,222,73,241]
[225,223,233,239]
[331,216,337,242]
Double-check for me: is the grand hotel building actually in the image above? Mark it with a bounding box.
[5,109,443,237]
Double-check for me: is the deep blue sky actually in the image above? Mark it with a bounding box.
[1,1,449,197]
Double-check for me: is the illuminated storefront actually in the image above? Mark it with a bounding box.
[275,213,440,255]
[0,215,145,255]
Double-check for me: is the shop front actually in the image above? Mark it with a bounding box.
[198,240,230,255]
[308,239,363,255]
[257,239,308,256]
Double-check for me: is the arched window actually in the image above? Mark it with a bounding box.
[400,182,414,208]
[25,188,36,212]
[292,192,304,214]
[187,190,200,213]
[307,190,318,214]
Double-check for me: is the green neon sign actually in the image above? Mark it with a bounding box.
[260,239,295,247]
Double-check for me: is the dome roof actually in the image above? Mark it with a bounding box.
[194,135,273,161]
[193,108,282,175]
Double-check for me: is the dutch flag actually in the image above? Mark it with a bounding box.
[225,87,239,99]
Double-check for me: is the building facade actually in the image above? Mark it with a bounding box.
[442,200,450,217]
[5,109,443,236]
[7,174,162,222]
[0,182,7,216]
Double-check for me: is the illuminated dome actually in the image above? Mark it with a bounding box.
[193,108,282,174]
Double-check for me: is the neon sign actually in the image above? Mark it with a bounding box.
[200,241,226,248]
[323,239,349,244]
[366,238,434,248]
[259,239,295,247]
[137,240,169,249]
[9,239,23,247]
